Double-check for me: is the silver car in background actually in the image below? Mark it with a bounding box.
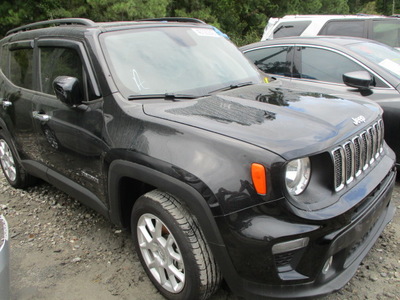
[0,215,9,300]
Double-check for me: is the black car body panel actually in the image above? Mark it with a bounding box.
[217,166,395,299]
[0,19,396,299]
[143,84,381,159]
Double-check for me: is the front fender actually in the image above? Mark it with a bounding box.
[108,159,253,295]
[108,159,224,246]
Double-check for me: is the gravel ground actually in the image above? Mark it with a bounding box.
[0,173,399,300]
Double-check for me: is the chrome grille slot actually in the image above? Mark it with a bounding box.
[367,127,376,164]
[332,147,345,191]
[344,142,354,184]
[373,123,379,159]
[352,136,362,177]
[360,131,369,170]
[331,119,384,192]
[377,119,384,154]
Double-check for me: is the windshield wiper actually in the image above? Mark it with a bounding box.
[208,81,254,94]
[128,93,200,101]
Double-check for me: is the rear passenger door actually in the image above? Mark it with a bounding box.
[31,39,107,202]
[0,41,39,161]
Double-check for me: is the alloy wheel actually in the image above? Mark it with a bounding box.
[0,139,16,182]
[137,213,185,293]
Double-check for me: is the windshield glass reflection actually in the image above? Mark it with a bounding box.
[100,27,261,98]
[349,41,400,80]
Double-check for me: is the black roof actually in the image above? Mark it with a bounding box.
[5,17,207,39]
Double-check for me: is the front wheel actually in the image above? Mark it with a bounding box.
[131,190,221,300]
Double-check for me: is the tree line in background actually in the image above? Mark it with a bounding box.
[0,0,398,45]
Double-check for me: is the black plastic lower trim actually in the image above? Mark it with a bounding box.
[22,160,109,219]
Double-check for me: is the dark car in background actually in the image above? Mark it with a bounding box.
[0,18,396,300]
[241,36,400,167]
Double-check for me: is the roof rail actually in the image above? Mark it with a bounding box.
[6,18,96,36]
[138,17,205,24]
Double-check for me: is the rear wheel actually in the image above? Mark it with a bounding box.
[0,132,36,188]
[131,190,221,300]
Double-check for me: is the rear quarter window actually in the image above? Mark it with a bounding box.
[273,21,311,38]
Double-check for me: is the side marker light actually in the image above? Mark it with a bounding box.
[251,163,267,195]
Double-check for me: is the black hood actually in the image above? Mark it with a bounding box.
[143,84,381,159]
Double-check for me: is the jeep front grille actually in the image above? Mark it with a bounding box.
[331,119,384,192]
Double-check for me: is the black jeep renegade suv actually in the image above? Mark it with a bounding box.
[0,18,396,300]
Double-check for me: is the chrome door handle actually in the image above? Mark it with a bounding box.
[0,98,12,109]
[32,111,51,122]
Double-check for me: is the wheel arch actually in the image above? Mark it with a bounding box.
[108,159,225,247]
[0,118,9,134]
[0,119,22,164]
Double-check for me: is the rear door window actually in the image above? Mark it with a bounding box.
[244,46,293,77]
[10,48,34,89]
[320,20,365,38]
[0,45,8,77]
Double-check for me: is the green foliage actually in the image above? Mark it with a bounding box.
[274,0,323,15]
[86,0,171,21]
[359,1,379,14]
[320,0,350,13]
[375,0,400,15]
[0,0,396,42]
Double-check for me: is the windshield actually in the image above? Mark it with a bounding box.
[100,26,261,98]
[348,41,400,80]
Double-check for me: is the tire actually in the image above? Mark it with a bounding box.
[0,132,36,189]
[131,190,221,300]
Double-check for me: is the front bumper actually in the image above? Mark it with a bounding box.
[214,159,396,299]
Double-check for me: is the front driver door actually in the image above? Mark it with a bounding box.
[31,39,108,204]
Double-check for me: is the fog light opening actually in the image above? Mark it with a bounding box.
[322,256,333,274]
[272,237,309,255]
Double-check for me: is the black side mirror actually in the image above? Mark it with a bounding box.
[53,76,83,106]
[343,71,372,90]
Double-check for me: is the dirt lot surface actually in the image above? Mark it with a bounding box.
[0,173,399,300]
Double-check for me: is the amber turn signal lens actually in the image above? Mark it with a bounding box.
[251,163,267,195]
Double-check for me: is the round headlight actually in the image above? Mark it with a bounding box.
[285,157,311,196]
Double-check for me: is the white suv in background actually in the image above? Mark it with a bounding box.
[261,15,400,49]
